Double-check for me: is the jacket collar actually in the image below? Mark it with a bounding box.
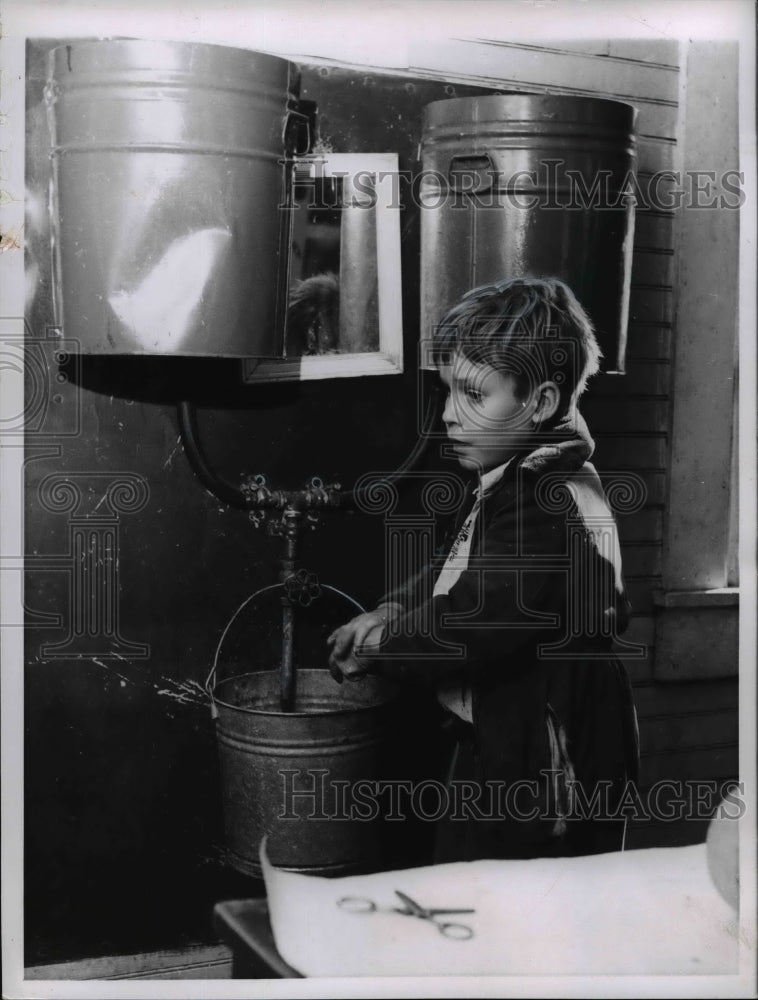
[460,410,595,505]
[477,457,515,499]
[518,408,595,475]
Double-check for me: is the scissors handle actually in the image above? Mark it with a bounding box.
[437,921,474,940]
[337,896,377,914]
[393,891,475,940]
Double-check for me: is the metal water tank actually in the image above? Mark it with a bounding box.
[46,39,300,357]
[420,94,638,372]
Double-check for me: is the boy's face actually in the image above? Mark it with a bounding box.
[439,351,534,473]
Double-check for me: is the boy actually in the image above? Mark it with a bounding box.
[328,277,639,861]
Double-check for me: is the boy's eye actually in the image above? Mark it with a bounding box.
[465,387,484,402]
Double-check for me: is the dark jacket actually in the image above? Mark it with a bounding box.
[369,414,640,856]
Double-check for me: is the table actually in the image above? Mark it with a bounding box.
[213,899,303,979]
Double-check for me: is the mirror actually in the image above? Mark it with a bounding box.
[242,153,403,382]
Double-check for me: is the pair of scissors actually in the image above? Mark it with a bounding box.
[337,890,475,940]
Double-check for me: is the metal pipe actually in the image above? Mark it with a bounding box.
[178,401,250,509]
[278,510,300,712]
[179,385,443,513]
[280,600,295,713]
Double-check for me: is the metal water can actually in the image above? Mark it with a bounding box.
[212,669,396,877]
[420,94,638,372]
[46,39,301,357]
[207,585,397,877]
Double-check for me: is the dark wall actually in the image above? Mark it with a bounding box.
[24,43,500,964]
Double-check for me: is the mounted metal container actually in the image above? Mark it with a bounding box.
[419,94,638,372]
[46,39,301,356]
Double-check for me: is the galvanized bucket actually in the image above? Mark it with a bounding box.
[207,585,397,877]
[46,39,303,357]
[420,94,638,372]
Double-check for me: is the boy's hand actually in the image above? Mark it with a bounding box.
[326,611,386,662]
[327,610,394,684]
[328,648,370,684]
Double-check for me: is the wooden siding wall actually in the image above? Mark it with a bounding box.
[296,36,737,848]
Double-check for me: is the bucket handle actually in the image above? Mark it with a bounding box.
[205,583,365,718]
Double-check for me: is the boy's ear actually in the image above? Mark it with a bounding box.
[530,381,561,425]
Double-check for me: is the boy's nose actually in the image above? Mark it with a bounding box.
[441,394,458,428]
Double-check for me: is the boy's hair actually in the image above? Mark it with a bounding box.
[431,277,602,415]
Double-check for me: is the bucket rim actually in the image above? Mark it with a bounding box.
[48,37,296,81]
[422,92,638,125]
[212,668,397,717]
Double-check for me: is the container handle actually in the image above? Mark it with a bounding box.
[283,109,311,157]
[205,583,365,719]
[448,154,496,194]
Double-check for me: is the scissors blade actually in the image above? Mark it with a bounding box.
[426,908,476,916]
[393,890,427,917]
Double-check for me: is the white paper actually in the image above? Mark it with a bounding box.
[261,839,740,978]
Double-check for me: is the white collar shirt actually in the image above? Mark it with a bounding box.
[434,459,513,722]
